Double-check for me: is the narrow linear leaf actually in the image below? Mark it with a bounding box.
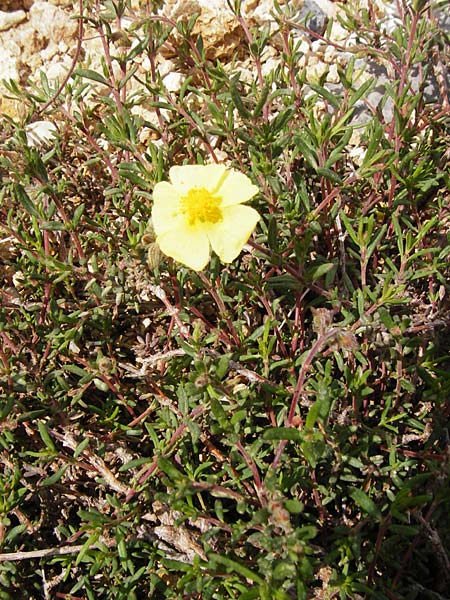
[230,80,251,119]
[37,420,57,452]
[76,531,100,565]
[253,82,271,118]
[14,184,41,218]
[263,427,303,442]
[349,487,382,520]
[348,77,375,107]
[309,83,341,108]
[73,437,90,458]
[209,554,264,584]
[157,456,184,481]
[75,68,110,86]
[42,465,68,487]
[316,166,342,184]
[306,261,336,282]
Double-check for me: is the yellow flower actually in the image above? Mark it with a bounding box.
[151,164,260,271]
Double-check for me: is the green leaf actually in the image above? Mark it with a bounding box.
[37,420,57,452]
[267,215,278,251]
[340,211,359,246]
[72,203,85,227]
[42,465,68,487]
[285,499,304,514]
[230,79,251,119]
[294,133,318,169]
[305,261,336,282]
[301,431,327,468]
[366,223,387,260]
[73,437,90,458]
[253,82,271,118]
[308,83,341,108]
[349,488,382,520]
[157,456,184,481]
[41,221,65,231]
[305,401,322,430]
[263,427,303,442]
[75,68,110,86]
[323,128,353,168]
[215,355,230,380]
[209,554,264,584]
[266,274,301,290]
[348,77,375,107]
[14,184,41,218]
[316,166,342,184]
[76,531,100,565]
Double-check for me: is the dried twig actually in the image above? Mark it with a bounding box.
[0,544,96,563]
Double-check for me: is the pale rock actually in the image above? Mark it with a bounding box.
[40,42,59,63]
[311,39,325,54]
[261,56,281,78]
[243,0,274,22]
[163,70,184,92]
[260,44,277,64]
[140,55,152,72]
[231,61,253,85]
[157,57,176,78]
[212,148,229,163]
[132,105,167,141]
[162,0,243,61]
[309,0,336,18]
[0,95,25,118]
[348,145,367,168]
[305,59,328,83]
[79,35,104,72]
[0,0,32,8]
[329,21,352,44]
[0,39,20,82]
[326,63,339,84]
[12,24,46,55]
[296,0,332,35]
[163,0,201,21]
[323,45,337,65]
[25,51,45,76]
[192,6,242,60]
[25,120,59,147]
[298,39,312,55]
[44,58,70,82]
[68,340,80,354]
[197,0,235,12]
[139,128,155,145]
[29,1,78,44]
[58,40,69,53]
[0,9,26,31]
[47,0,76,6]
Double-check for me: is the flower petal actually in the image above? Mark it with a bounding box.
[216,170,259,207]
[169,164,227,194]
[207,204,260,263]
[151,181,183,235]
[157,224,210,271]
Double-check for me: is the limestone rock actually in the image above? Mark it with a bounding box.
[0,37,20,83]
[0,8,26,31]
[162,0,243,61]
[25,120,58,147]
[192,6,242,60]
[0,0,33,9]
[28,1,78,43]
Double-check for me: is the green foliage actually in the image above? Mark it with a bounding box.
[1,0,450,598]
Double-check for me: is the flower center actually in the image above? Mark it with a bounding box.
[181,188,223,226]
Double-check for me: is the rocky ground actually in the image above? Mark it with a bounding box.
[1,0,448,123]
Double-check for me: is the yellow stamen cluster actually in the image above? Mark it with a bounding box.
[181,188,223,226]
